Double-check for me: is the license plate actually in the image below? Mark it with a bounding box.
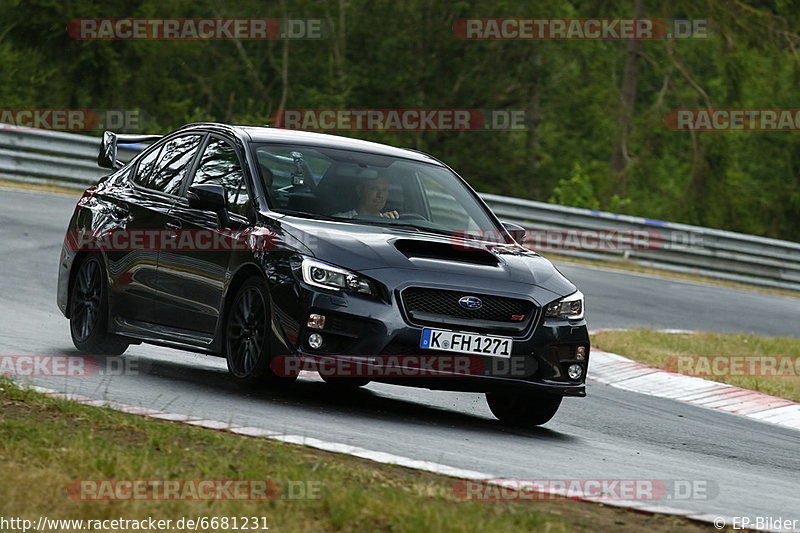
[419,328,512,357]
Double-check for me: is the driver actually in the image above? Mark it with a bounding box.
[333,176,399,219]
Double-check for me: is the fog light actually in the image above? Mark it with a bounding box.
[307,314,326,329]
[575,346,586,360]
[567,364,583,380]
[308,333,323,349]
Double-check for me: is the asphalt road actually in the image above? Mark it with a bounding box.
[1,188,799,524]
[559,263,800,338]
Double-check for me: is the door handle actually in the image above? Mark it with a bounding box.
[165,220,182,230]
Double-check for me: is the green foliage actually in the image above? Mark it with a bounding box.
[1,0,798,240]
[550,163,600,209]
[550,163,632,212]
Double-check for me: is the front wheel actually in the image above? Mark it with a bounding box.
[225,276,296,387]
[486,393,562,427]
[69,254,130,356]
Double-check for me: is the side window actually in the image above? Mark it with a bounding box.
[132,145,162,189]
[149,135,203,195]
[192,138,250,217]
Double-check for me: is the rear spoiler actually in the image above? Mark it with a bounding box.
[98,131,163,169]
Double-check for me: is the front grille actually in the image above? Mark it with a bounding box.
[400,287,536,333]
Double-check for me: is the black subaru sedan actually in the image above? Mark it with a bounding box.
[57,123,589,426]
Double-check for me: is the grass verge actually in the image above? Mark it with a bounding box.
[590,330,800,403]
[0,379,719,533]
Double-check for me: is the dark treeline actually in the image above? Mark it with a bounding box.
[2,0,799,240]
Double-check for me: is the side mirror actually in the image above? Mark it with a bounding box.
[98,131,121,170]
[188,184,231,227]
[502,222,527,245]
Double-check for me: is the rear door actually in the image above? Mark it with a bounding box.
[105,133,204,327]
[156,134,253,335]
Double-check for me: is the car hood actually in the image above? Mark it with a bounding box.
[274,216,577,299]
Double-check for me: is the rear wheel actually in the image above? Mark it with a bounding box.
[486,393,562,427]
[225,276,296,386]
[69,254,130,355]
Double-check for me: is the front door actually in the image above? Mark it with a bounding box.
[156,135,253,335]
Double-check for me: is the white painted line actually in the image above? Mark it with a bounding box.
[147,412,199,422]
[111,404,162,416]
[184,419,242,430]
[47,392,93,402]
[78,399,113,408]
[748,404,800,424]
[272,434,493,479]
[229,426,283,438]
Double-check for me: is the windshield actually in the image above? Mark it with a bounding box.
[251,143,506,243]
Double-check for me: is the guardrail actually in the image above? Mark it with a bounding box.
[1,126,798,292]
[0,126,140,188]
[482,194,800,291]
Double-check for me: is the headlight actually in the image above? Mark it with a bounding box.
[301,258,374,295]
[545,290,584,320]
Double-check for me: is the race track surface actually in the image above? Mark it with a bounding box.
[1,188,798,523]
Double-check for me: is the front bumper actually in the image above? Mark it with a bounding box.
[272,283,590,397]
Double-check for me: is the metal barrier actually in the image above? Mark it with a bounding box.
[482,194,800,291]
[1,126,798,291]
[0,126,139,188]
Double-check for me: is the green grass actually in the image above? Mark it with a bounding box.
[0,379,718,533]
[590,330,800,402]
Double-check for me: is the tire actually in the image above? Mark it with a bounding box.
[320,375,371,389]
[225,276,296,386]
[69,254,130,356]
[486,393,562,427]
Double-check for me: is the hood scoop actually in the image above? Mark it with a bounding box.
[394,239,499,266]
